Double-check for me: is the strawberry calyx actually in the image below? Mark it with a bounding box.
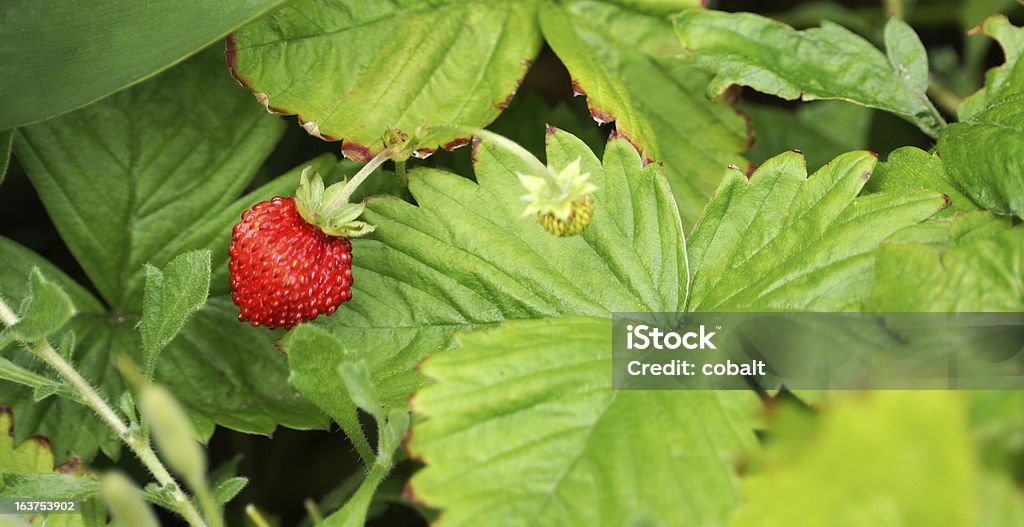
[294,167,376,238]
[294,127,431,237]
[517,157,597,221]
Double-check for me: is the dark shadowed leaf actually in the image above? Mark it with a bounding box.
[0,0,289,129]
[675,11,945,137]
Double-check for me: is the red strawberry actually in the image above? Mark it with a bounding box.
[229,197,353,329]
[229,167,376,330]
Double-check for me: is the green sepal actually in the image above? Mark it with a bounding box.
[294,167,326,222]
[295,167,377,238]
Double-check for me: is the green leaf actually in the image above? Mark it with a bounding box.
[0,130,12,188]
[293,127,759,524]
[10,269,75,342]
[155,297,329,437]
[864,146,978,214]
[228,0,541,159]
[884,17,929,94]
[140,483,177,511]
[971,390,1024,471]
[688,150,947,311]
[0,408,106,526]
[337,361,382,421]
[541,0,751,224]
[872,212,1024,311]
[285,129,690,454]
[0,0,289,129]
[15,48,285,310]
[409,317,759,526]
[675,10,945,138]
[742,101,873,171]
[0,359,73,403]
[212,476,248,505]
[938,94,1024,218]
[0,408,54,474]
[729,392,974,526]
[938,19,1024,219]
[0,238,120,461]
[958,15,1024,119]
[140,250,211,378]
[0,473,100,500]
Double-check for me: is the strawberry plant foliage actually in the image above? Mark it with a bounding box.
[285,129,694,460]
[409,317,759,527]
[228,0,543,159]
[957,15,1024,119]
[230,0,750,223]
[872,212,1024,311]
[864,146,979,215]
[675,11,946,137]
[0,239,121,461]
[687,151,947,311]
[5,1,1024,525]
[937,18,1024,219]
[540,0,750,224]
[4,50,327,462]
[140,251,212,377]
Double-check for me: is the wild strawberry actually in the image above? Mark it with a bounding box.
[230,166,378,330]
[432,125,600,237]
[518,157,598,237]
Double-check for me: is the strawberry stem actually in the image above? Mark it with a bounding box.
[433,125,560,192]
[337,149,391,201]
[295,149,394,238]
[395,160,408,185]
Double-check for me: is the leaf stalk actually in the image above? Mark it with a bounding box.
[0,296,210,527]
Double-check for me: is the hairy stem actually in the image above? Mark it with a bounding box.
[30,340,129,436]
[395,160,407,186]
[0,296,208,527]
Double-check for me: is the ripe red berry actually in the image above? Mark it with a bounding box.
[229,197,353,330]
